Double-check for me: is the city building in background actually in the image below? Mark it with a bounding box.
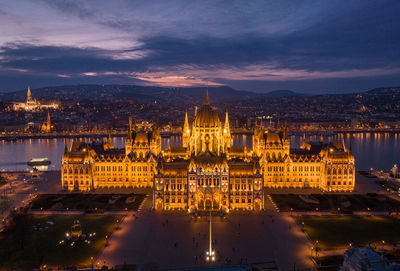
[41,111,52,133]
[13,86,59,111]
[62,89,355,212]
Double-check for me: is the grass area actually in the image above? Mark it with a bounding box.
[271,193,400,212]
[0,214,122,269]
[29,193,146,211]
[298,216,400,249]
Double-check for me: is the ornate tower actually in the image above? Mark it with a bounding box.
[190,88,222,155]
[27,86,32,102]
[41,111,51,132]
[125,116,133,155]
[150,123,161,156]
[223,109,231,151]
[182,111,190,148]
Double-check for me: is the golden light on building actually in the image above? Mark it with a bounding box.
[62,88,355,212]
[13,86,59,111]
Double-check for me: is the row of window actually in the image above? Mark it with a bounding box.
[65,180,90,185]
[327,168,353,174]
[96,178,150,182]
[327,181,353,186]
[95,165,150,172]
[267,178,320,183]
[63,168,89,174]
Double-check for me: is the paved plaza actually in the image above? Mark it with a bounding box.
[97,195,314,270]
[0,171,60,224]
[1,170,392,269]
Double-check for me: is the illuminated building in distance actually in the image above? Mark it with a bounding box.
[13,86,59,111]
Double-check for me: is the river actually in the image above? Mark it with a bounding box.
[0,133,399,172]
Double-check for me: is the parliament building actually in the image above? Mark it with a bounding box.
[62,89,355,212]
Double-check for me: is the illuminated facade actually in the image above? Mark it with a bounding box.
[61,88,355,212]
[154,89,263,212]
[62,120,160,191]
[13,86,59,111]
[41,111,52,132]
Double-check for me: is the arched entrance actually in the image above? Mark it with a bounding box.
[198,199,205,209]
[205,199,212,210]
[155,198,163,211]
[254,198,262,211]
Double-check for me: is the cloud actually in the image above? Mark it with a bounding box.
[0,0,399,92]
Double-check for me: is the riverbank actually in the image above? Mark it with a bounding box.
[2,129,400,141]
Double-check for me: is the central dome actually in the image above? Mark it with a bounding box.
[193,89,221,128]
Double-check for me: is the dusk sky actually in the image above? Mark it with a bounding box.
[1,0,400,93]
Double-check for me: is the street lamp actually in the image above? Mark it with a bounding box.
[206,212,216,262]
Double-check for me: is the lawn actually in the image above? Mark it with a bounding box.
[298,216,400,249]
[29,193,146,211]
[271,193,400,212]
[0,214,122,269]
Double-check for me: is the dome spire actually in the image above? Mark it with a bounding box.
[205,86,210,105]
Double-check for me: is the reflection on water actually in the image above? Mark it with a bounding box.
[0,132,399,172]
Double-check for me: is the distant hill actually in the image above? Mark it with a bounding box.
[364,87,400,95]
[262,89,309,98]
[1,84,399,105]
[0,85,262,105]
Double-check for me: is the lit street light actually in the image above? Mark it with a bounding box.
[206,212,216,262]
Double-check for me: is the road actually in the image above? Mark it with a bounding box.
[0,171,60,228]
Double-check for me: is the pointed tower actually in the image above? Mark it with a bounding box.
[126,116,133,155]
[150,120,161,156]
[182,111,190,148]
[128,116,132,138]
[41,111,51,132]
[205,87,210,105]
[104,132,114,150]
[27,86,32,102]
[284,120,288,140]
[223,109,231,151]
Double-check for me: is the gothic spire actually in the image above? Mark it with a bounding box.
[184,110,190,133]
[205,87,210,105]
[27,86,32,101]
[284,120,288,139]
[224,109,230,134]
[128,116,132,139]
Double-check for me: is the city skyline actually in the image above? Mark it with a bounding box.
[1,1,400,93]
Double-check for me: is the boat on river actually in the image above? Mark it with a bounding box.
[27,158,51,166]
